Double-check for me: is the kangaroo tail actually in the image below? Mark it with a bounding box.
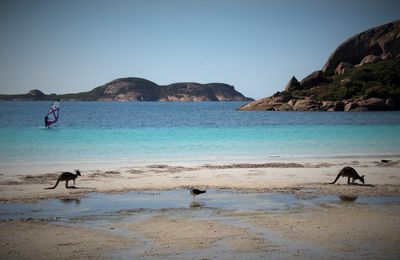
[330,172,342,184]
[45,178,60,189]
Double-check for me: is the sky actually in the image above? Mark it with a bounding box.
[0,0,399,99]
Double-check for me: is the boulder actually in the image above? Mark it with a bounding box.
[381,53,393,60]
[300,70,325,89]
[358,55,382,66]
[238,97,279,111]
[321,101,344,111]
[335,62,354,74]
[358,98,386,110]
[344,101,359,112]
[276,103,294,111]
[284,76,302,92]
[321,101,335,110]
[323,20,400,73]
[386,98,397,109]
[293,99,320,111]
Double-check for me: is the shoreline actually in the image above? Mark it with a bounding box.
[1,157,399,202]
[1,154,399,175]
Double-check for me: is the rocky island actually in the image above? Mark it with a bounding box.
[0,78,253,102]
[239,20,400,111]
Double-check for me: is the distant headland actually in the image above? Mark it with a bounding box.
[240,20,400,111]
[0,78,253,102]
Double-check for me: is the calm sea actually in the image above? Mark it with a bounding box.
[0,101,400,165]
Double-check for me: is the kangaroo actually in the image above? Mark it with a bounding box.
[45,169,81,189]
[330,167,365,184]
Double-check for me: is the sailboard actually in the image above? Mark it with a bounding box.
[45,100,60,127]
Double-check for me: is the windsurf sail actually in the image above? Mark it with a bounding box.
[45,100,60,127]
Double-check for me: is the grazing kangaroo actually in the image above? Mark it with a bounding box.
[330,167,365,184]
[45,169,81,189]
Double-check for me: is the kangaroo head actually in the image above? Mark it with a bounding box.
[75,169,81,176]
[360,175,365,184]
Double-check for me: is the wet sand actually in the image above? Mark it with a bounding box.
[0,158,400,259]
[1,203,399,259]
[0,220,135,259]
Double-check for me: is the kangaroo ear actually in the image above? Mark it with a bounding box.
[361,175,365,178]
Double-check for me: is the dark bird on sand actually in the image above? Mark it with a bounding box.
[189,188,206,200]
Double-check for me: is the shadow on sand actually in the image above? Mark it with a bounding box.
[66,186,79,189]
[325,183,375,187]
[348,183,375,187]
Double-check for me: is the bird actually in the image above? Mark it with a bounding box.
[189,188,206,201]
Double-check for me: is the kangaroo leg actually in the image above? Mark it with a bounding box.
[347,176,350,184]
[65,180,69,188]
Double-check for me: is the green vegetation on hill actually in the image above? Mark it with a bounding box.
[290,59,400,101]
[57,86,108,100]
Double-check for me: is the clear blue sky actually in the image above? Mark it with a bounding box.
[0,0,399,99]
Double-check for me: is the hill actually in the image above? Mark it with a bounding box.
[0,78,253,102]
[239,20,400,111]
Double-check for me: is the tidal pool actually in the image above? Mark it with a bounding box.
[1,190,399,221]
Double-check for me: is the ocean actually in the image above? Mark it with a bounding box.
[0,101,400,166]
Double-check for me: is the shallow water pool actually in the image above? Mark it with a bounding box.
[1,190,399,221]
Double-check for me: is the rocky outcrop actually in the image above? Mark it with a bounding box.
[240,96,396,112]
[284,76,301,92]
[239,20,400,112]
[0,77,253,102]
[300,70,325,89]
[323,20,400,74]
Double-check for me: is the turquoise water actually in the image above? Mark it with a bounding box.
[0,101,400,164]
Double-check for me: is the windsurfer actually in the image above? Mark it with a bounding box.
[44,100,60,128]
[44,115,50,128]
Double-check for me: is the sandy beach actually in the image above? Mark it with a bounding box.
[0,157,399,202]
[0,157,399,259]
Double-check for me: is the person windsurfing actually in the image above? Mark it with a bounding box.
[44,115,50,128]
[44,100,60,128]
